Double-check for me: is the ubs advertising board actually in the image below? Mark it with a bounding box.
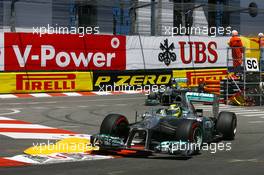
[126,36,230,70]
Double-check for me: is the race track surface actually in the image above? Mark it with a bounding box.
[0,94,264,175]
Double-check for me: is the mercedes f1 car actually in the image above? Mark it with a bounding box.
[92,92,237,157]
[145,78,203,106]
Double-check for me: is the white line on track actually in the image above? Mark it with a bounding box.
[235,111,264,115]
[115,104,128,106]
[202,108,260,112]
[202,109,254,113]
[243,113,264,117]
[0,124,53,129]
[248,121,264,124]
[30,93,51,97]
[2,101,57,105]
[0,117,15,120]
[0,133,91,140]
[0,94,17,99]
[92,91,112,95]
[62,92,82,96]
[0,109,21,116]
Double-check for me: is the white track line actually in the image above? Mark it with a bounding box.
[244,113,264,117]
[0,124,53,129]
[30,93,51,97]
[0,94,18,98]
[0,133,91,140]
[235,111,264,115]
[0,117,15,120]
[62,92,82,96]
[92,91,112,95]
[0,109,21,116]
[248,121,264,124]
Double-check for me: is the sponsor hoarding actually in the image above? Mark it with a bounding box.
[240,37,261,59]
[0,33,4,71]
[3,33,126,71]
[0,33,262,72]
[126,36,229,70]
[93,70,173,91]
[0,72,93,93]
[173,68,227,87]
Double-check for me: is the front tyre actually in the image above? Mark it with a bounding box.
[174,120,203,156]
[100,114,129,140]
[217,111,237,140]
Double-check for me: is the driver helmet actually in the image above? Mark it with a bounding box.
[170,78,178,88]
[167,104,182,118]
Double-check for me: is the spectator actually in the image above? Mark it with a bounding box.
[229,30,244,75]
[258,32,264,71]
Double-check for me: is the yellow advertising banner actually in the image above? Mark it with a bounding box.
[241,36,261,59]
[0,72,93,93]
[173,68,227,87]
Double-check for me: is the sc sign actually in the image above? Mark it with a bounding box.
[246,58,259,72]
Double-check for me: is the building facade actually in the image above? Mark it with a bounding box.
[0,0,263,36]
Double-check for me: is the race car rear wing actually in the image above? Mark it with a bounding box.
[185,92,219,118]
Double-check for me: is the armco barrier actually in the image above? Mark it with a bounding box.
[0,72,93,94]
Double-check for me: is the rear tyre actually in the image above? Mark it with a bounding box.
[148,92,157,100]
[100,114,129,140]
[216,111,237,140]
[161,95,171,106]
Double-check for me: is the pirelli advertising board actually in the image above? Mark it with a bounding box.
[172,68,227,87]
[93,70,173,91]
[0,72,93,93]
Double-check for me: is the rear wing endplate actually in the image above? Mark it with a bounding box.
[185,92,219,118]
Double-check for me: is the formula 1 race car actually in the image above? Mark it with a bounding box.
[145,78,201,106]
[92,92,237,157]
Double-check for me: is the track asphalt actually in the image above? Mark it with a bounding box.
[0,94,263,175]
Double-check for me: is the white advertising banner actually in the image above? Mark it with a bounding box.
[126,36,230,70]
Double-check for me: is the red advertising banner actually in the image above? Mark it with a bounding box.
[4,33,126,71]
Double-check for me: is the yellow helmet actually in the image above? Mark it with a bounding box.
[167,104,182,118]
